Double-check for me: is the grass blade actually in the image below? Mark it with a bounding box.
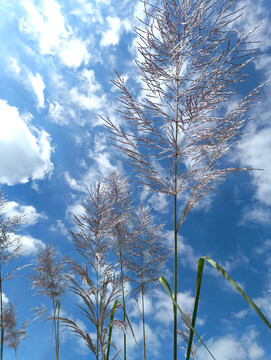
[202,256,271,329]
[187,256,271,360]
[106,299,142,359]
[159,276,216,360]
[106,300,119,360]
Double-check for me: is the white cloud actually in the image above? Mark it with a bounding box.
[50,220,69,237]
[114,319,161,359]
[233,309,249,319]
[154,289,195,325]
[148,192,169,213]
[231,0,271,53]
[66,201,85,224]
[255,239,271,255]
[20,0,90,69]
[10,57,21,75]
[29,72,45,109]
[253,293,271,320]
[69,87,107,112]
[100,16,131,46]
[20,234,45,255]
[5,201,47,226]
[64,171,83,191]
[239,205,271,226]
[0,100,54,185]
[20,0,67,55]
[48,101,68,125]
[2,293,9,305]
[197,329,264,360]
[59,37,90,68]
[234,125,271,206]
[167,231,198,269]
[129,294,154,319]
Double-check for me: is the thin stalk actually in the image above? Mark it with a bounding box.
[0,266,3,360]
[96,257,100,360]
[141,283,146,360]
[120,251,127,360]
[15,348,17,360]
[174,78,180,360]
[53,300,60,360]
[53,300,57,360]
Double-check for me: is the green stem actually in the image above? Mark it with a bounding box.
[96,258,100,360]
[0,266,4,360]
[120,251,126,360]
[174,193,177,360]
[53,300,59,360]
[174,79,179,360]
[142,284,146,360]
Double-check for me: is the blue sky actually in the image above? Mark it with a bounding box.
[0,0,271,359]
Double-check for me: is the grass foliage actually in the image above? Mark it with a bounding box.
[1,0,271,360]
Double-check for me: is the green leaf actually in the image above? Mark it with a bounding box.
[187,256,271,360]
[159,276,216,360]
[106,299,141,360]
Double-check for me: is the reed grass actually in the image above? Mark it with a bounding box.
[30,245,67,360]
[2,302,27,360]
[102,0,263,358]
[0,191,23,360]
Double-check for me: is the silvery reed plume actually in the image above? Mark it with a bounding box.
[0,190,24,360]
[30,245,67,360]
[105,170,134,360]
[102,0,261,358]
[126,205,169,360]
[2,302,27,360]
[62,181,122,360]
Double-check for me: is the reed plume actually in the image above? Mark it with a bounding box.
[105,170,134,360]
[30,245,67,360]
[2,302,27,360]
[0,191,23,360]
[62,181,122,360]
[126,205,169,360]
[102,0,261,358]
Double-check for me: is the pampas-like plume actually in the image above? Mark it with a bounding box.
[0,190,24,360]
[3,302,27,360]
[105,171,134,360]
[126,205,169,360]
[62,181,122,360]
[30,245,67,360]
[102,1,261,358]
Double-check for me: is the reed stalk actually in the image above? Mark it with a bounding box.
[103,1,262,358]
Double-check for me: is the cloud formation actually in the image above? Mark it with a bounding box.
[5,201,47,226]
[0,100,53,185]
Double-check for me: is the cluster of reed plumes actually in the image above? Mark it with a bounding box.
[1,0,271,359]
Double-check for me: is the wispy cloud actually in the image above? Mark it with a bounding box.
[5,201,47,226]
[20,0,90,69]
[20,235,45,256]
[239,205,271,226]
[197,328,265,360]
[29,72,46,109]
[0,100,53,185]
[50,220,69,237]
